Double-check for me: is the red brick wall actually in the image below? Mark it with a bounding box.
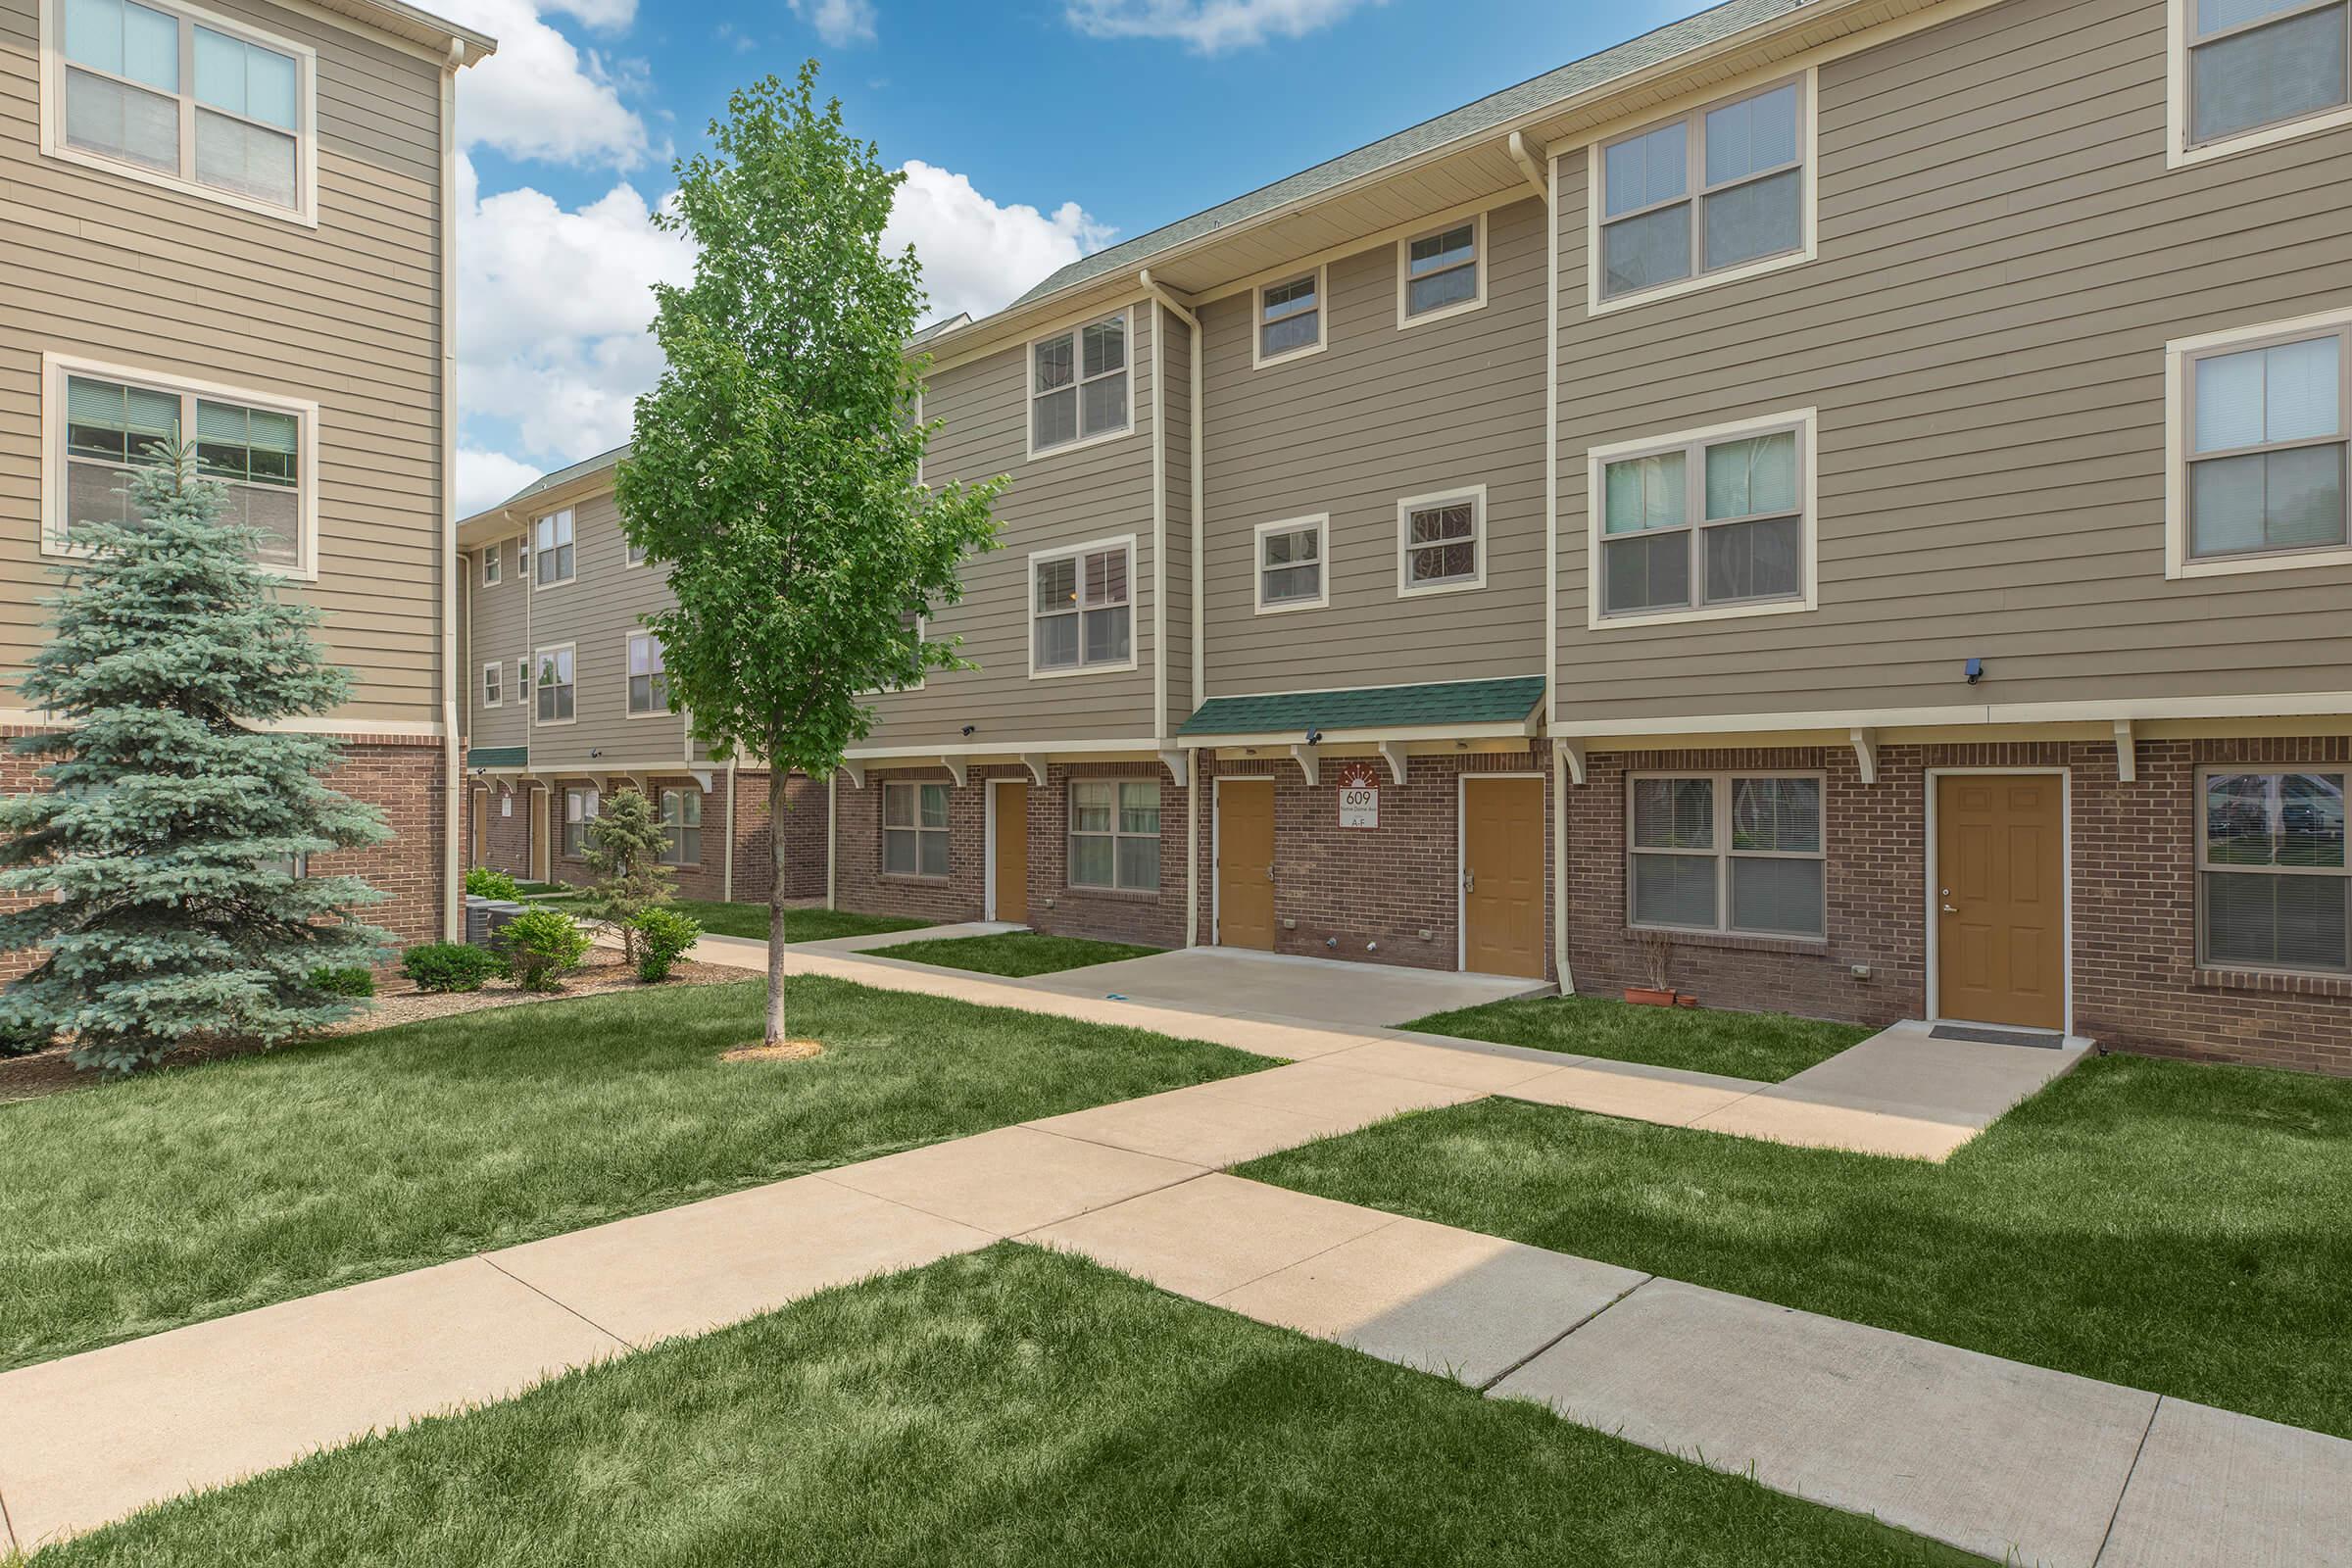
[481,770,829,905]
[1197,748,1554,978]
[466,782,537,881]
[1564,738,2351,1076]
[835,765,990,923]
[731,770,829,904]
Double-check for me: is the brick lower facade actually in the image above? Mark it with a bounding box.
[467,769,827,904]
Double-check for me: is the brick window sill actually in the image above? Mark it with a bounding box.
[2192,967,2352,1000]
[879,873,952,886]
[1057,886,1162,904]
[1627,927,1831,959]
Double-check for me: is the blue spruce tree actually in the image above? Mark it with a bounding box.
[0,446,393,1073]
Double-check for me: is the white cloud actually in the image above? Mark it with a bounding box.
[439,0,651,170]
[1065,0,1381,52]
[885,161,1113,323]
[787,0,877,48]
[457,447,546,516]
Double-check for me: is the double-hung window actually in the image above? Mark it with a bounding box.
[1397,217,1483,325]
[2177,0,2352,160]
[1593,413,1813,624]
[2178,321,2348,569]
[480,546,501,586]
[562,786,599,859]
[52,363,310,571]
[534,509,575,586]
[53,0,313,219]
[1255,514,1328,612]
[1030,311,1129,456]
[1070,780,1159,892]
[657,787,703,866]
[480,662,501,709]
[1032,539,1133,674]
[1596,76,1810,306]
[882,782,950,877]
[1629,773,1826,940]
[533,645,574,723]
[1255,268,1326,365]
[1397,485,1484,594]
[2199,768,2347,974]
[626,631,669,715]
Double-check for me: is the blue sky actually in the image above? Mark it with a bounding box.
[444,0,1693,513]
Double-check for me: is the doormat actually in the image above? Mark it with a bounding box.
[1930,1025,2063,1050]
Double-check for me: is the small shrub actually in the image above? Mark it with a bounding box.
[465,866,523,902]
[309,965,377,1000]
[0,1016,53,1058]
[632,906,703,983]
[401,942,508,995]
[500,908,591,993]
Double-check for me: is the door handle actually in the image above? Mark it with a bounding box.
[1264,864,1275,881]
[1463,869,1476,895]
[1941,904,1960,914]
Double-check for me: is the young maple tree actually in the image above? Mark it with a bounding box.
[616,64,1002,1045]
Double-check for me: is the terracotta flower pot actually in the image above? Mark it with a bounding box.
[1675,994,1699,1007]
[1624,987,1676,1006]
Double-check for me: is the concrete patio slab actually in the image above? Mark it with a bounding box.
[1214,1208,1648,1388]
[1024,1081,1351,1166]
[1503,1057,1765,1125]
[1192,1060,1484,1123]
[0,1257,624,1551]
[487,1173,991,1348]
[818,1125,1205,1237]
[2098,1397,2352,1568]
[1027,1173,1397,1300]
[1493,1277,2155,1568]
[1014,946,1546,1028]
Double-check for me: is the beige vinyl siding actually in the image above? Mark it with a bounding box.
[864,304,1160,750]
[520,491,695,770]
[1552,0,2352,726]
[1200,197,1547,699]
[466,536,528,753]
[1160,307,1194,730]
[0,0,445,726]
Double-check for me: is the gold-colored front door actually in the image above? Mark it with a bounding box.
[1216,781,1276,951]
[1463,777,1546,979]
[1936,775,2065,1031]
[995,782,1029,924]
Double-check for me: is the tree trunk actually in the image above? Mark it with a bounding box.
[765,768,790,1046]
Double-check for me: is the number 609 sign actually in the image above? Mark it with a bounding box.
[1339,785,1379,830]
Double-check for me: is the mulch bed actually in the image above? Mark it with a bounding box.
[0,949,753,1105]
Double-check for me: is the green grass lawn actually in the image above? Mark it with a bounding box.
[883,931,1161,978]
[664,900,934,944]
[0,978,1257,1372]
[1406,994,1871,1083]
[1245,1052,2352,1439]
[42,1246,1973,1568]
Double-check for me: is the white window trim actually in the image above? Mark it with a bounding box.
[2193,762,2351,977]
[36,0,319,227]
[1395,483,1488,598]
[531,508,576,590]
[1625,768,1830,943]
[39,351,320,580]
[479,661,501,709]
[656,782,704,867]
[2167,0,2352,169]
[479,546,501,586]
[623,629,669,718]
[1252,514,1331,614]
[1027,533,1140,680]
[1586,67,1819,318]
[1068,778,1161,893]
[623,537,647,569]
[1025,306,1136,462]
[561,784,600,861]
[1585,407,1821,630]
[881,779,952,881]
[531,641,576,728]
[2163,306,2352,579]
[1252,263,1329,368]
[1395,212,1488,330]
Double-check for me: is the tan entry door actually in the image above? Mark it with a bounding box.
[1463,777,1546,979]
[1936,774,2065,1031]
[1217,781,1276,951]
[994,782,1029,924]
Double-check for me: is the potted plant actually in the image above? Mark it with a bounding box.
[1626,929,1678,1006]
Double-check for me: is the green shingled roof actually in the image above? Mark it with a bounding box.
[467,746,528,770]
[1179,677,1544,739]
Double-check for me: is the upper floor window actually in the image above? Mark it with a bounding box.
[2175,0,2352,163]
[479,662,501,709]
[1594,75,1813,309]
[533,644,574,723]
[1396,216,1484,327]
[51,0,314,221]
[480,546,501,586]
[626,631,669,715]
[2199,768,2346,975]
[1029,311,1130,457]
[1255,514,1328,612]
[2169,312,2352,577]
[1589,411,1816,627]
[48,356,312,575]
[1396,485,1485,595]
[1254,268,1326,366]
[1032,538,1134,676]
[625,540,647,566]
[534,509,575,587]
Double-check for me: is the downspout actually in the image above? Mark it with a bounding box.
[825,771,838,909]
[1537,143,1574,997]
[722,758,737,903]
[437,49,464,939]
[1140,269,1203,950]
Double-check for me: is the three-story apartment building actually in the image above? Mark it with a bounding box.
[4,0,491,945]
[468,0,2352,1075]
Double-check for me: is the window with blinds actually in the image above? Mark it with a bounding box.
[1597,76,1810,305]
[57,370,305,567]
[2183,0,2351,151]
[1629,773,1827,940]
[1031,539,1133,674]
